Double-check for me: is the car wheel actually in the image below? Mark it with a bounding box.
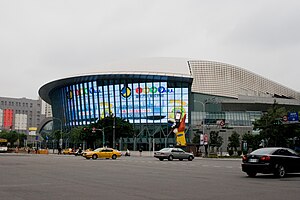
[168,155,173,161]
[246,172,257,177]
[85,157,90,160]
[159,158,164,161]
[188,156,194,161]
[274,164,286,178]
[112,154,117,160]
[92,154,98,160]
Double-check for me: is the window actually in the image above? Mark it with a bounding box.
[274,149,293,156]
[177,149,184,153]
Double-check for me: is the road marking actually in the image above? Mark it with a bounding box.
[0,183,51,188]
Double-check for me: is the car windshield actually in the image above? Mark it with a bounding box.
[250,148,278,155]
[159,148,170,152]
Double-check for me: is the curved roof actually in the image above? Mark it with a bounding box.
[39,58,300,104]
[39,71,193,104]
[188,60,300,100]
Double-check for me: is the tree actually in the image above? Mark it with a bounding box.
[95,115,134,146]
[192,133,200,144]
[228,131,240,152]
[209,131,223,152]
[253,100,299,147]
[18,133,27,147]
[242,133,262,151]
[79,126,101,148]
[0,131,26,147]
[69,127,83,145]
[53,130,62,142]
[79,115,135,148]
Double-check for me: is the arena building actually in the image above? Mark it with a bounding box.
[38,58,300,151]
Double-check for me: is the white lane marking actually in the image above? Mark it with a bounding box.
[0,183,51,188]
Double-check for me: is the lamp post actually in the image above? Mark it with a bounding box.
[53,117,63,148]
[92,127,105,147]
[193,100,206,140]
[113,115,116,149]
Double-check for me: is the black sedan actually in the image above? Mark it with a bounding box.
[241,147,300,178]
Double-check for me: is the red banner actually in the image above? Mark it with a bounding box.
[3,109,13,130]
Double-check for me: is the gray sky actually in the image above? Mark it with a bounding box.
[1,0,300,99]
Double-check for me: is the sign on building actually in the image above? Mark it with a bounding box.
[288,112,299,123]
[28,127,37,136]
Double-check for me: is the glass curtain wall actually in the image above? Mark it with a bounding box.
[62,79,189,132]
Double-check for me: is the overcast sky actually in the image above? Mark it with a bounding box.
[1,0,300,100]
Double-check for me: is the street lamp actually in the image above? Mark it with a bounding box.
[52,117,63,148]
[112,115,116,149]
[193,100,207,141]
[92,127,105,147]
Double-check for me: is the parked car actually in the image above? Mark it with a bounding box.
[154,147,194,161]
[241,147,300,178]
[82,147,122,160]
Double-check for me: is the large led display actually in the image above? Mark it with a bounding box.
[64,81,188,126]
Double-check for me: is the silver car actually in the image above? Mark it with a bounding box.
[154,148,194,161]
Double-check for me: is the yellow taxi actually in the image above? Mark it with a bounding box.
[82,147,122,160]
[63,148,75,155]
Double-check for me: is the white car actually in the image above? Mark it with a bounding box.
[154,148,194,161]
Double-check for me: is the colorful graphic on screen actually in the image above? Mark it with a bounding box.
[64,81,188,125]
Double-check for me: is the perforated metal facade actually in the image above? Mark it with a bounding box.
[188,60,300,100]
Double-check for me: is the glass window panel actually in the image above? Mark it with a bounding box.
[98,84,104,119]
[109,84,115,115]
[74,84,80,125]
[120,84,128,119]
[84,82,90,124]
[92,81,99,120]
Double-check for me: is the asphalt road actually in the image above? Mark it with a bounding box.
[0,153,299,200]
